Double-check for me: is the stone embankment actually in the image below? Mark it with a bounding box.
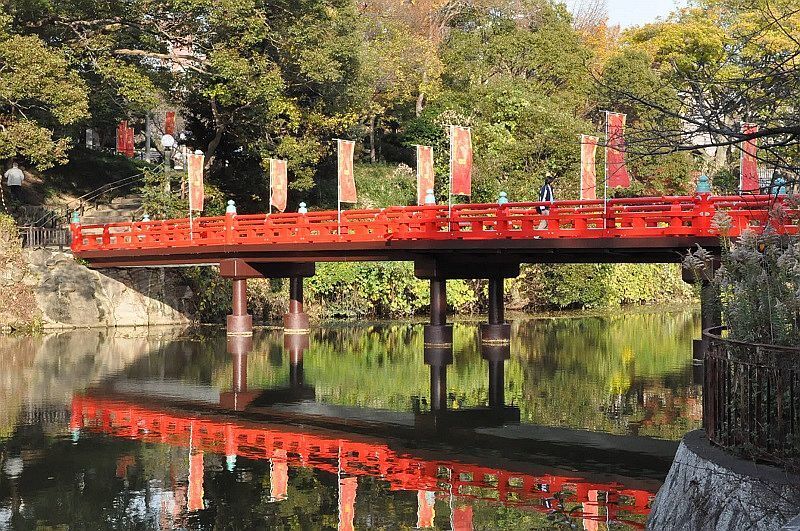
[1,247,196,330]
[648,430,800,530]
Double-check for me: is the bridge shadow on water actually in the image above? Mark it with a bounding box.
[54,315,701,529]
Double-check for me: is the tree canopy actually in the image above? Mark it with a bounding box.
[1,0,797,204]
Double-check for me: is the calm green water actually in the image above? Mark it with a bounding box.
[0,309,700,529]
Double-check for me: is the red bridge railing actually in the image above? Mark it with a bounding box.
[70,194,797,253]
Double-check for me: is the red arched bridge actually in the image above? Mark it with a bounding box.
[72,394,654,529]
[69,193,798,338]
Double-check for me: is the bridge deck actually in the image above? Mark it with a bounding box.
[71,194,797,267]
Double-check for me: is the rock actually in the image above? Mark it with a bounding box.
[648,430,800,530]
[17,249,197,329]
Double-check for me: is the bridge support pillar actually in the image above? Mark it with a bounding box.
[482,341,510,408]
[683,262,720,359]
[227,278,253,337]
[285,332,309,388]
[424,279,453,348]
[425,345,453,412]
[284,277,310,334]
[480,277,511,346]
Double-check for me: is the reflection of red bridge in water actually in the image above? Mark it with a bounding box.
[72,395,654,530]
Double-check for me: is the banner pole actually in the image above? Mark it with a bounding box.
[337,140,342,236]
[188,162,194,241]
[268,159,273,216]
[604,111,609,231]
[448,126,453,232]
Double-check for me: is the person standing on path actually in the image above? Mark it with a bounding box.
[5,163,24,203]
[536,173,555,231]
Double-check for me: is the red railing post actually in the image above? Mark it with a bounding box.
[694,192,714,235]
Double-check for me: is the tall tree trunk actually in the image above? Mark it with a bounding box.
[205,99,226,169]
[369,114,377,163]
[416,71,428,117]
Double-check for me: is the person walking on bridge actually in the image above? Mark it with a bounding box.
[4,162,24,203]
[537,173,555,231]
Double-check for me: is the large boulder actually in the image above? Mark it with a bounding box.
[21,248,196,329]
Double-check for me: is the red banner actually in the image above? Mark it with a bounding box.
[417,490,435,528]
[338,476,357,531]
[338,140,357,204]
[450,126,472,196]
[270,158,288,212]
[125,127,134,158]
[416,145,435,205]
[187,450,204,511]
[580,135,598,200]
[741,123,759,192]
[165,111,176,136]
[116,121,134,158]
[116,122,126,154]
[270,449,288,501]
[188,151,205,212]
[606,112,630,188]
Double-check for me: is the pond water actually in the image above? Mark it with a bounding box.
[0,309,700,529]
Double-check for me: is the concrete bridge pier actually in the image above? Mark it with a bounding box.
[285,332,309,388]
[480,277,511,347]
[284,277,310,334]
[227,278,253,337]
[424,344,453,412]
[424,279,453,349]
[482,341,511,409]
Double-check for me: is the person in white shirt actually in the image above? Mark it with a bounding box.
[536,173,555,231]
[4,162,24,202]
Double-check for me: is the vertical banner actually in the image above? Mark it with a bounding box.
[417,490,436,529]
[270,158,288,212]
[187,450,204,512]
[269,449,289,501]
[580,135,599,200]
[338,476,357,531]
[606,112,630,188]
[741,123,759,192]
[416,145,435,205]
[125,126,135,158]
[165,111,176,136]
[187,151,205,212]
[116,122,125,154]
[450,126,473,196]
[337,140,357,204]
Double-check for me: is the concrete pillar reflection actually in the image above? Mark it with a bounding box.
[424,345,453,412]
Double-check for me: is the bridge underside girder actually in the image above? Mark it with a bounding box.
[77,236,721,269]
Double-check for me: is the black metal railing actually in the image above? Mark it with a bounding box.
[704,326,800,468]
[18,226,72,249]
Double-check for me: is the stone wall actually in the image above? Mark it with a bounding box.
[2,248,196,329]
[648,430,800,530]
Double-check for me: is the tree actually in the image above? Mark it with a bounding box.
[0,15,88,170]
[601,0,800,178]
[403,0,595,202]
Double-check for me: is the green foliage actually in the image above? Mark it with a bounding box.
[353,162,416,208]
[519,263,693,310]
[305,262,477,319]
[139,168,226,220]
[0,31,88,169]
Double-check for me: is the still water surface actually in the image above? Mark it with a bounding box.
[0,310,700,529]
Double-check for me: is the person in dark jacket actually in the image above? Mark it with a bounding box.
[537,173,555,231]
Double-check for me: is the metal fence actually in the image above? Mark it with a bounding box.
[704,326,800,468]
[18,226,72,249]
